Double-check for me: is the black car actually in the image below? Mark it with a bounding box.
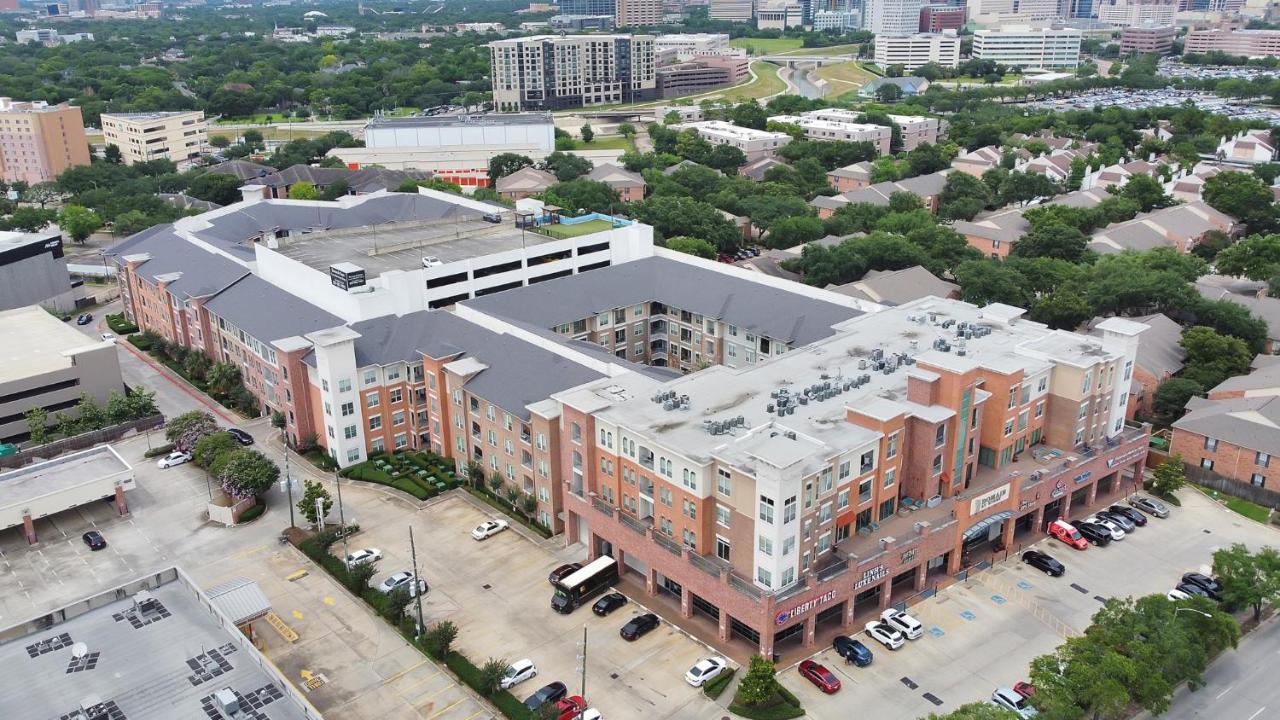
[1022,550,1065,577]
[522,681,567,711]
[833,635,873,667]
[1174,582,1214,600]
[1074,521,1113,547]
[548,563,582,586]
[76,313,92,325]
[1107,505,1148,527]
[1182,572,1224,600]
[592,592,627,616]
[620,612,660,641]
[82,530,107,550]
[1096,510,1136,533]
[226,428,254,446]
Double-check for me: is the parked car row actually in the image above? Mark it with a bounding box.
[992,683,1038,718]
[520,679,602,720]
[1027,495,1172,577]
[1168,572,1223,602]
[155,426,255,469]
[813,607,926,692]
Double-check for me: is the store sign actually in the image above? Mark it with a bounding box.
[775,589,837,626]
[1074,471,1091,485]
[1050,478,1067,499]
[854,564,889,590]
[901,548,918,564]
[969,484,1010,515]
[1107,447,1146,468]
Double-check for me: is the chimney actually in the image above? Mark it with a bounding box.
[239,184,267,204]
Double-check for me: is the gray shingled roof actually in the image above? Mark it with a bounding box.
[106,226,249,300]
[205,274,342,343]
[828,265,958,306]
[1174,395,1280,457]
[462,256,861,346]
[1089,313,1184,379]
[1210,363,1280,395]
[1196,278,1280,341]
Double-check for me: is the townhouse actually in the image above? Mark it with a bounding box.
[954,187,1114,259]
[810,171,951,218]
[1087,201,1236,255]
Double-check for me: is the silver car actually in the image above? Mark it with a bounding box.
[992,687,1038,718]
[1089,515,1126,541]
[1128,495,1170,518]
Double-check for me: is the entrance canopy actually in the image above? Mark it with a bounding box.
[962,511,1013,542]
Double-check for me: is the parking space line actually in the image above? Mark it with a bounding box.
[1247,707,1266,720]
[425,698,465,719]
[462,710,486,720]
[1216,684,1234,699]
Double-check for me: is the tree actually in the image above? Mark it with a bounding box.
[925,704,1020,720]
[385,587,413,624]
[1152,378,1202,423]
[103,144,123,164]
[319,179,350,201]
[56,205,102,244]
[631,196,741,252]
[206,362,241,396]
[1214,543,1280,621]
[1214,233,1280,281]
[298,479,333,526]
[209,135,231,149]
[734,655,782,707]
[905,143,949,177]
[422,620,459,658]
[938,172,994,221]
[542,179,618,216]
[730,102,768,130]
[25,406,48,445]
[1119,173,1174,212]
[664,236,717,259]
[24,182,60,208]
[765,215,824,249]
[1012,224,1090,263]
[1203,171,1277,232]
[1179,326,1252,390]
[478,658,510,697]
[954,260,1031,308]
[165,410,218,452]
[287,181,319,200]
[113,210,155,236]
[2,206,56,232]
[76,392,106,431]
[1149,455,1187,498]
[183,351,211,382]
[618,122,636,139]
[541,151,593,182]
[488,153,533,182]
[242,129,265,150]
[193,431,238,470]
[875,83,903,103]
[706,144,747,174]
[218,449,280,500]
[187,172,245,206]
[348,561,377,592]
[580,124,594,143]
[1030,289,1092,330]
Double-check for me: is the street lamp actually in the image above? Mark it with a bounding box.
[1174,607,1212,619]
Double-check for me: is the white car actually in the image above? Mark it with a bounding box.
[422,255,443,268]
[1167,587,1193,602]
[684,656,728,687]
[579,710,602,720]
[471,519,509,541]
[156,451,192,469]
[100,332,116,342]
[500,658,537,690]
[345,548,383,567]
[864,620,905,650]
[377,571,428,597]
[880,608,924,640]
[992,687,1038,718]
[1089,515,1126,541]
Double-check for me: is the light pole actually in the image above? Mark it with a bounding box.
[1174,607,1212,619]
[335,470,349,562]
[282,438,296,529]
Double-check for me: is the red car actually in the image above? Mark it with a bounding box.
[798,660,841,694]
[1014,681,1036,698]
[556,696,587,720]
[1047,520,1088,550]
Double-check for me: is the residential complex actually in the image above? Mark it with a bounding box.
[489,34,657,111]
[786,108,944,152]
[1120,25,1177,55]
[673,121,793,159]
[1184,28,1280,58]
[972,26,1084,69]
[874,31,962,72]
[0,230,77,313]
[0,97,90,185]
[100,110,208,168]
[0,305,124,442]
[1171,357,1280,491]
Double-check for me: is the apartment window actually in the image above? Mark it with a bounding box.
[879,497,897,521]
[883,467,895,488]
[486,404,496,421]
[838,460,851,480]
[886,432,898,459]
[1201,458,1214,470]
[935,424,946,447]
[395,433,408,449]
[487,429,496,445]
[758,536,773,556]
[366,393,380,409]
[783,496,797,523]
[1251,473,1266,487]
[389,388,403,404]
[1004,419,1014,437]
[819,467,833,494]
[932,454,943,475]
[682,468,696,490]
[347,448,360,463]
[371,437,384,453]
[757,568,772,588]
[860,450,874,474]
[340,402,354,417]
[1035,401,1044,418]
[1204,437,1218,451]
[837,489,850,510]
[1123,361,1133,381]
[1007,387,1017,410]
[716,537,731,562]
[716,504,731,527]
[324,401,332,416]
[819,502,832,524]
[682,499,696,519]
[759,496,775,524]
[571,422,582,442]
[343,425,357,440]
[322,379,329,392]
[1078,404,1088,420]
[782,536,795,556]
[816,532,831,553]
[1258,452,1271,468]
[859,477,872,503]
[717,468,731,496]
[1082,370,1092,393]
[369,416,382,431]
[660,488,672,507]
[387,367,401,382]
[1038,376,1048,392]
[363,370,377,385]
[682,529,697,548]
[338,378,351,393]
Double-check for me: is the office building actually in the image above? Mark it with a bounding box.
[549,14,617,29]
[771,114,893,155]
[654,33,733,60]
[673,121,793,159]
[874,31,962,71]
[813,9,861,30]
[0,305,124,441]
[866,0,929,34]
[1184,28,1280,57]
[919,3,966,31]
[657,56,750,97]
[0,230,77,313]
[710,0,755,21]
[966,0,1061,23]
[1120,24,1176,53]
[1097,0,1176,25]
[15,28,58,44]
[489,35,657,111]
[757,0,805,28]
[560,0,617,14]
[972,26,1083,69]
[0,97,90,185]
[617,0,664,25]
[100,110,208,168]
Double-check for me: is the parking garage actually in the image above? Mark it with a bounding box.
[0,445,133,544]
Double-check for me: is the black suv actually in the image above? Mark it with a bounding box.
[1074,521,1113,547]
[833,635,873,666]
[1022,550,1065,577]
[523,681,567,711]
[1181,572,1224,600]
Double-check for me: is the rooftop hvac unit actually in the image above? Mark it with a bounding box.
[858,359,867,370]
[904,357,916,365]
[213,688,240,714]
[736,415,745,426]
[784,431,797,440]
[798,395,809,405]
[870,348,883,361]
[766,403,775,413]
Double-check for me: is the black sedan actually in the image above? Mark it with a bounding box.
[1096,510,1136,533]
[1107,505,1148,527]
[1022,550,1065,577]
[620,612,660,641]
[76,313,93,325]
[226,428,255,446]
[592,592,628,616]
[82,530,107,551]
[1182,572,1224,600]
[1174,582,1215,600]
[548,563,582,586]
[1075,521,1113,547]
[522,681,567,711]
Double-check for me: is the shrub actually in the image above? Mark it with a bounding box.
[237,503,265,523]
[143,442,176,458]
[391,477,430,499]
[704,667,736,700]
[443,652,536,719]
[727,695,805,720]
[422,620,459,659]
[105,314,138,334]
[127,334,153,351]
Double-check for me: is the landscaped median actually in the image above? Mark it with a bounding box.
[338,450,461,501]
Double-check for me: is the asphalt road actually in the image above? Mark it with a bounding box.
[1144,616,1279,720]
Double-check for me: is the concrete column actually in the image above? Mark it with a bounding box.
[719,610,731,641]
[22,512,36,545]
[1061,493,1073,522]
[114,485,129,516]
[680,588,693,619]
[803,614,816,647]
[1086,481,1098,507]
[843,596,856,628]
[878,578,893,611]
[645,567,657,596]
[758,623,774,660]
[914,562,928,591]
[1000,518,1014,549]
[1033,505,1046,531]
[947,544,963,574]
[614,549,626,577]
[1132,461,1145,494]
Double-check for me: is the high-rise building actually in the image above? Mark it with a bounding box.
[710,0,755,22]
[100,110,208,169]
[865,0,928,35]
[1096,0,1177,25]
[919,4,966,31]
[0,98,90,185]
[1120,24,1176,54]
[972,26,1082,68]
[617,0,664,25]
[489,35,657,111]
[874,30,962,71]
[559,0,617,14]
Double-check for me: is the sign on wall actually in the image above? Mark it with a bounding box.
[969,483,1010,515]
[854,563,889,590]
[775,589,837,626]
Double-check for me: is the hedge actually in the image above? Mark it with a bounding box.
[704,667,736,700]
[391,477,431,500]
[441,651,537,720]
[105,314,138,334]
[464,486,553,539]
[128,334,154,351]
[728,694,805,720]
[238,503,265,523]
[144,442,175,458]
[775,683,800,708]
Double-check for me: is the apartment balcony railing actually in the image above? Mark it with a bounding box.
[591,496,614,517]
[653,532,683,556]
[728,572,763,600]
[775,576,810,601]
[618,511,651,535]
[688,552,725,578]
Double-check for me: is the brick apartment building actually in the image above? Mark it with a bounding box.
[0,97,90,185]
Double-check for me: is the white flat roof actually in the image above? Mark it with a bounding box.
[0,306,111,385]
[0,445,132,520]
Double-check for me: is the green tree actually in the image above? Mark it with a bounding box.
[1011,223,1090,263]
[2,206,57,232]
[1179,326,1252,390]
[103,144,123,164]
[478,657,510,697]
[422,620,459,658]
[113,210,155,236]
[938,172,994,221]
[925,703,1020,720]
[206,362,241,396]
[183,351,211,382]
[618,122,636,139]
[209,135,231,149]
[384,587,413,624]
[734,655,781,707]
[580,124,594,143]
[187,172,245,206]
[488,153,534,182]
[242,129,265,149]
[765,215,824,249]
[1214,543,1280,621]
[287,181,319,200]
[875,83,903,103]
[664,236,717,259]
[1119,173,1174,212]
[218,449,280,500]
[56,205,103,244]
[730,102,768,130]
[1030,289,1092,330]
[541,151,593,182]
[1149,455,1187,498]
[706,144,747,174]
[542,179,618,216]
[631,196,741,252]
[298,479,333,526]
[76,392,107,431]
[193,431,239,470]
[1152,378,1202,423]
[954,260,1031,307]
[1214,233,1280,281]
[165,410,218,452]
[25,406,49,445]
[348,561,377,591]
[1203,171,1277,232]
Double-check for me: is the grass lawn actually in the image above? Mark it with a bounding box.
[209,127,330,143]
[781,43,860,56]
[722,62,785,101]
[730,37,803,55]
[1194,485,1273,523]
[943,74,1022,86]
[816,61,878,97]
[537,219,617,238]
[576,135,634,151]
[216,113,317,125]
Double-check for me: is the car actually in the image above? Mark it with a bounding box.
[1074,521,1113,547]
[1096,510,1136,533]
[578,710,602,720]
[472,519,509,540]
[684,656,728,687]
[1181,572,1224,600]
[591,592,627,616]
[377,571,428,597]
[549,563,582,585]
[76,313,92,325]
[555,696,586,720]
[1047,520,1089,550]
[345,548,383,567]
[1013,681,1036,699]
[81,530,107,550]
[1088,515,1126,540]
[864,620,905,650]
[156,451,192,469]
[620,612,660,641]
[523,681,568,712]
[798,659,841,693]
[1107,505,1148,527]
[422,256,444,268]
[880,608,924,640]
[101,332,116,342]
[226,428,254,446]
[1167,587,1193,601]
[1128,495,1171,518]
[833,635,873,666]
[992,686,1039,718]
[500,659,537,690]
[1173,582,1214,601]
[1022,550,1065,577]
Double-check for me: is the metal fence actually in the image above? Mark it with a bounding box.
[0,415,165,470]
[1184,465,1280,509]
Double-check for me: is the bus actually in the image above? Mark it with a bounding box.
[551,555,618,614]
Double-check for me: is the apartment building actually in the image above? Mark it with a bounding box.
[874,31,962,72]
[1120,25,1176,55]
[546,297,1148,659]
[0,97,89,185]
[972,26,1083,69]
[865,0,929,35]
[770,114,893,156]
[1099,0,1177,27]
[616,0,663,25]
[803,108,944,152]
[1184,28,1280,57]
[100,110,208,168]
[489,34,657,112]
[673,121,792,159]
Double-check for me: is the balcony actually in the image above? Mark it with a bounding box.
[654,532,683,556]
[591,496,614,517]
[618,511,652,535]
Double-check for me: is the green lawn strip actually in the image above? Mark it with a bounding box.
[1193,484,1271,523]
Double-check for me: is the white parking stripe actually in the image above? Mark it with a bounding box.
[1216,684,1234,699]
[1247,707,1266,720]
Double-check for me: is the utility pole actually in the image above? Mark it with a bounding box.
[283,440,296,529]
[335,470,349,561]
[409,526,425,637]
[577,624,587,718]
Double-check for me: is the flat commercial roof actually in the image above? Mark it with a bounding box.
[0,568,316,720]
[0,445,131,513]
[0,305,111,385]
[366,112,552,129]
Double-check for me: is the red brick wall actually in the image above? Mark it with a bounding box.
[1170,427,1278,487]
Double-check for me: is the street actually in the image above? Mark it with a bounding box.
[1142,616,1279,720]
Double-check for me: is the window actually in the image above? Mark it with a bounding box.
[1123,361,1132,381]
[935,424,946,447]
[1035,401,1044,418]
[391,410,403,426]
[386,366,401,382]
[1251,473,1266,487]
[883,467,895,488]
[371,437,384,453]
[932,454,943,475]
[682,468,696,490]
[886,432,899,459]
[1007,387,1017,410]
[1258,452,1271,467]
[879,497,896,520]
[363,370,376,385]
[816,532,831,553]
[759,536,773,556]
[819,501,832,524]
[1078,404,1088,420]
[322,379,329,392]
[716,505,731,527]
[1004,419,1014,436]
[343,425,357,440]
[859,477,872,503]
[717,468,731,496]
[1038,376,1047,392]
[682,499,696,519]
[782,536,795,556]
[487,429,496,445]
[757,567,772,588]
[860,450,874,474]
[340,402,354,417]
[369,416,382,431]
[1082,370,1092,393]
[819,467,833,493]
[338,378,351,393]
[837,489,850,510]
[389,388,403,404]
[1204,437,1218,451]
[660,488,672,507]
[366,393,380,409]
[716,537,731,562]
[783,496,797,523]
[759,496,775,524]
[682,529,696,547]
[571,422,581,442]
[1201,458,1215,470]
[324,401,332,416]
[347,448,361,462]
[838,460,851,480]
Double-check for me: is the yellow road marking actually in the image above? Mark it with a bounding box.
[301,669,314,680]
[292,610,304,620]
[323,596,335,606]
[426,698,464,719]
[265,611,299,642]
[383,660,429,684]
[286,569,309,581]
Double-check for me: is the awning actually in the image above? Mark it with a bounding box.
[205,576,271,625]
[962,511,1013,542]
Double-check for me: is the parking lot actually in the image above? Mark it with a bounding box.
[341,493,731,720]
[783,488,1280,719]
